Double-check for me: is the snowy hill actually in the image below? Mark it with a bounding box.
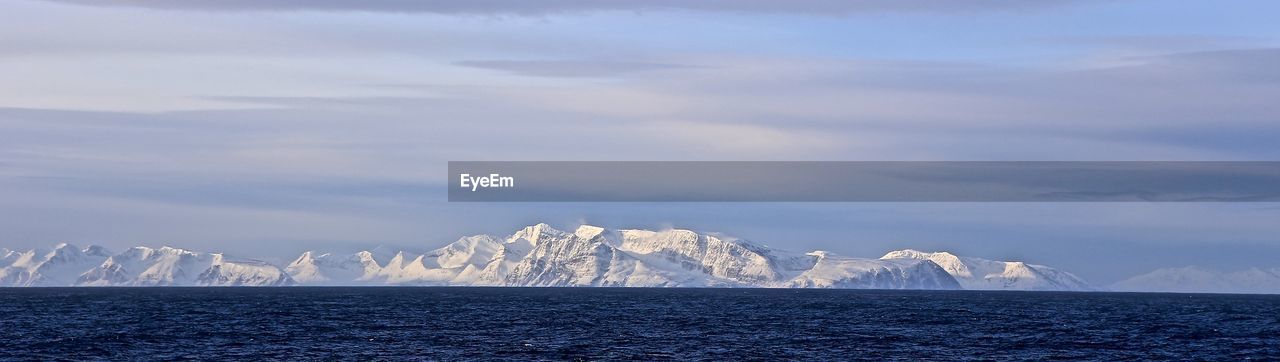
[1111,266,1280,294]
[880,249,1094,291]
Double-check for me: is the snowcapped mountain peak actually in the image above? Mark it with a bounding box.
[291,251,317,265]
[882,249,970,278]
[42,243,95,267]
[615,227,809,284]
[0,243,111,286]
[119,246,159,260]
[882,249,957,260]
[389,251,411,263]
[285,250,381,285]
[83,245,112,257]
[431,235,501,269]
[47,242,86,259]
[353,251,382,268]
[529,222,557,233]
[154,246,198,257]
[789,253,960,289]
[574,225,607,241]
[881,249,1092,291]
[508,223,568,246]
[193,253,292,286]
[20,242,339,287]
[66,245,293,286]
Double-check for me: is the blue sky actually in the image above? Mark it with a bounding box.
[2,0,1279,283]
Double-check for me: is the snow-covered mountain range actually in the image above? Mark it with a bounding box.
[13,223,1266,293]
[1111,266,1280,294]
[281,224,963,289]
[881,249,1092,291]
[1,244,290,286]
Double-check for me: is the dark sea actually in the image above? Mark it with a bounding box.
[1,288,1277,360]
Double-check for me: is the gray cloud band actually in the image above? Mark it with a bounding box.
[41,0,1086,14]
[448,161,1280,202]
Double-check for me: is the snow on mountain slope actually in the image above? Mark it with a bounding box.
[410,235,503,285]
[276,224,962,288]
[197,255,293,286]
[1111,266,1280,294]
[3,223,1109,290]
[76,246,292,286]
[881,249,1093,291]
[82,246,210,286]
[0,248,46,286]
[0,244,111,286]
[462,224,956,288]
[498,225,697,287]
[375,251,421,283]
[430,235,502,270]
[285,251,381,285]
[502,224,607,286]
[285,235,506,286]
[83,245,112,258]
[788,251,960,289]
[33,244,112,286]
[474,235,536,286]
[616,228,813,284]
[0,244,290,287]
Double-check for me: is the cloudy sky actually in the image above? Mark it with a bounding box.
[2,0,1279,283]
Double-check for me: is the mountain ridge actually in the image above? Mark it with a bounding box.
[1,223,1217,292]
[1112,266,1280,294]
[879,249,1093,291]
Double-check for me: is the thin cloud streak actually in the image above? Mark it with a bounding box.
[455,60,702,78]
[41,0,1093,15]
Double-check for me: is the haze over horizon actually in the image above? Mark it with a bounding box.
[3,0,1280,285]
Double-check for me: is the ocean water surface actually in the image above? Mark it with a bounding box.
[1,288,1277,360]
